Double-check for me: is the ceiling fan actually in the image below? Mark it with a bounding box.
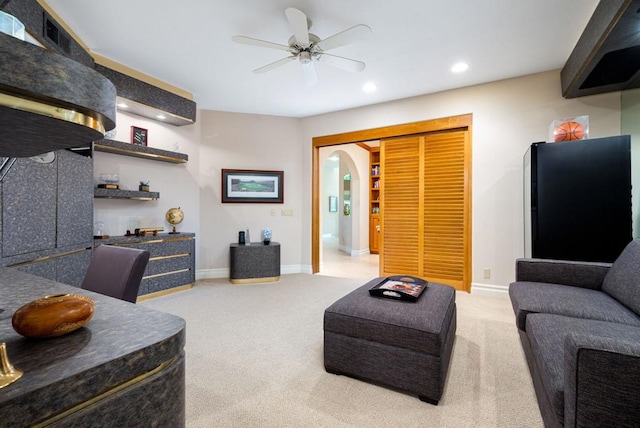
[232,7,371,85]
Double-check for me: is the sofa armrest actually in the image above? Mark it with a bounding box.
[564,333,640,427]
[515,258,611,290]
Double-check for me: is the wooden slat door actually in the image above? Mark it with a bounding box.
[380,130,471,291]
[380,136,421,275]
[422,131,469,290]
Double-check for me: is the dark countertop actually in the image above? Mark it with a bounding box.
[0,268,185,426]
[229,241,279,248]
[95,232,195,246]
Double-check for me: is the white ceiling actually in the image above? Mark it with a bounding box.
[45,0,600,118]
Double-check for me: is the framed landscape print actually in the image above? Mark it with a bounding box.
[221,169,284,203]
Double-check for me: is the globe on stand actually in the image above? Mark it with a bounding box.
[166,207,184,234]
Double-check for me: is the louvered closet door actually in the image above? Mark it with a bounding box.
[380,130,470,291]
[380,136,421,275]
[422,131,469,289]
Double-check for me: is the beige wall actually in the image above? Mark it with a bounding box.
[93,110,201,258]
[621,88,640,237]
[301,70,621,289]
[197,110,304,277]
[95,69,623,290]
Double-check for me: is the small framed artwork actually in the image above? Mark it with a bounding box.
[222,169,284,203]
[329,196,338,212]
[131,126,148,146]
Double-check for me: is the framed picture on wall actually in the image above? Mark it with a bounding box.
[329,196,338,212]
[222,169,284,203]
[131,126,148,146]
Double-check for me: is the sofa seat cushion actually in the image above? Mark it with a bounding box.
[526,314,640,424]
[510,281,640,332]
[603,238,640,315]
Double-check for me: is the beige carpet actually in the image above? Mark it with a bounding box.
[141,274,543,427]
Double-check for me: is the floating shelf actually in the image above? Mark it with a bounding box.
[93,139,188,164]
[94,187,159,200]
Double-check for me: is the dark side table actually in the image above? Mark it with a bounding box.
[229,242,280,284]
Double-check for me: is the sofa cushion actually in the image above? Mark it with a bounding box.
[602,238,640,315]
[526,314,640,424]
[516,258,610,290]
[509,281,640,332]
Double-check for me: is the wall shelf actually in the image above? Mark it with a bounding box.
[94,187,159,200]
[93,139,188,164]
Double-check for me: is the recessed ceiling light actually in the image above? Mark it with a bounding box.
[156,114,166,120]
[362,82,378,93]
[451,62,469,73]
[117,102,128,108]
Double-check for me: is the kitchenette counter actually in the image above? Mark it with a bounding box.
[0,268,186,426]
[95,232,195,246]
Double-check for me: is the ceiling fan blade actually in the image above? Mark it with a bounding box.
[253,56,296,73]
[285,7,310,47]
[318,53,366,72]
[316,25,371,51]
[232,35,291,52]
[301,60,318,85]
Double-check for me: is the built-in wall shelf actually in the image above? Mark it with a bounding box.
[94,187,159,201]
[93,139,188,164]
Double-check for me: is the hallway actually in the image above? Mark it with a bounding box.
[317,237,379,281]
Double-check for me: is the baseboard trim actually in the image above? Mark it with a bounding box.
[471,282,509,297]
[350,248,370,256]
[196,265,309,280]
[196,268,228,280]
[136,284,193,301]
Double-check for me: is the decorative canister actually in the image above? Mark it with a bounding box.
[262,227,272,245]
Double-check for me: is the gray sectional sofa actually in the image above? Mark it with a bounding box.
[509,238,640,427]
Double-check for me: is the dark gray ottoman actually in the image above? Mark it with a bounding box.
[323,278,456,404]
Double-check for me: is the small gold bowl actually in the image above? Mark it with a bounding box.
[12,294,95,338]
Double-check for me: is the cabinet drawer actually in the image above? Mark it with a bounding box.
[146,269,192,294]
[9,248,91,288]
[139,278,150,296]
[148,253,192,275]
[14,258,57,282]
[144,238,193,257]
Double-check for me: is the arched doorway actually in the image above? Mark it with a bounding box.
[318,146,378,278]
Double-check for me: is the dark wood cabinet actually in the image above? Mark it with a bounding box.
[1,149,94,287]
[2,156,57,257]
[95,234,196,298]
[57,149,93,249]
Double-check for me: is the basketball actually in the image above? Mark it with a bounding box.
[554,121,585,142]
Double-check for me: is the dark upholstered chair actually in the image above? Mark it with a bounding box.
[81,245,150,303]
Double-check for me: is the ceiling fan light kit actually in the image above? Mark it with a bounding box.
[232,7,371,84]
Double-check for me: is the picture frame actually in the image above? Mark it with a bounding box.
[222,169,284,203]
[131,126,148,146]
[329,196,338,212]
